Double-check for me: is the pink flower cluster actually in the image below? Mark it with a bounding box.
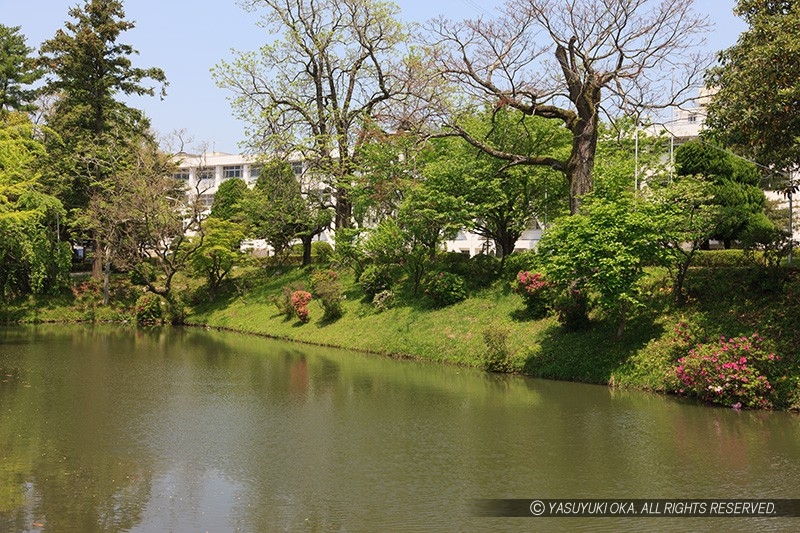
[516,271,550,294]
[675,334,780,409]
[291,290,312,322]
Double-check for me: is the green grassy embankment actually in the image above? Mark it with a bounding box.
[4,256,800,407]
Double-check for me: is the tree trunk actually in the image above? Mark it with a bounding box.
[102,249,111,306]
[301,235,313,266]
[334,189,352,229]
[565,92,600,215]
[92,234,102,280]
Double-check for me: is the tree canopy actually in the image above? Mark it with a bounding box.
[214,0,410,228]
[422,0,710,214]
[38,0,167,279]
[0,25,42,117]
[675,140,770,247]
[705,0,800,177]
[423,108,569,259]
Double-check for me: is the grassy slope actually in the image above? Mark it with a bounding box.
[186,263,800,395]
[5,262,799,405]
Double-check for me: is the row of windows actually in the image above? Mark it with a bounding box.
[173,165,270,181]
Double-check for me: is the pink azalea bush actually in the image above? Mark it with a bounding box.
[675,333,781,409]
[291,290,312,323]
[512,271,552,318]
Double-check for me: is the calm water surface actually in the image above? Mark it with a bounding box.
[1,325,800,532]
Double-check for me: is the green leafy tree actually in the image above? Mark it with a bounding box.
[352,125,424,225]
[705,0,800,177]
[675,140,770,248]
[213,0,409,229]
[423,109,569,261]
[210,177,248,221]
[0,114,70,300]
[189,218,246,298]
[642,176,722,306]
[364,185,466,293]
[88,140,204,315]
[535,194,661,335]
[243,160,331,265]
[593,119,669,197]
[38,0,167,279]
[0,25,42,117]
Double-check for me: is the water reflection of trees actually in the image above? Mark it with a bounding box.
[0,328,155,532]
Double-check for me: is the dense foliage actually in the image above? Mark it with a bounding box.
[705,0,800,177]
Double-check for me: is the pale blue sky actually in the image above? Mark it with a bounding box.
[2,0,746,153]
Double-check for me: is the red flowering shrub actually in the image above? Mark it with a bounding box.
[291,290,312,323]
[512,271,552,318]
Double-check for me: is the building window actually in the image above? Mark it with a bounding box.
[249,165,262,179]
[198,167,215,181]
[223,165,242,179]
[687,114,697,123]
[291,161,303,176]
[172,169,190,181]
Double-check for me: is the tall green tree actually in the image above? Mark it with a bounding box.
[214,0,410,229]
[242,160,331,265]
[93,141,204,312]
[643,175,721,306]
[210,177,249,221]
[424,109,569,260]
[535,194,662,335]
[38,0,167,279]
[705,0,800,177]
[189,217,246,299]
[0,113,71,300]
[0,25,42,118]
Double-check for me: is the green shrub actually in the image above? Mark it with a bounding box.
[482,326,514,372]
[310,269,344,321]
[464,254,501,288]
[312,241,334,263]
[553,288,590,331]
[372,290,395,312]
[422,271,467,307]
[693,249,749,268]
[309,269,339,296]
[130,262,157,286]
[135,293,163,325]
[434,252,470,274]
[358,264,394,297]
[502,250,539,279]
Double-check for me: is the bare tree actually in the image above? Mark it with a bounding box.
[423,0,711,214]
[214,0,410,228]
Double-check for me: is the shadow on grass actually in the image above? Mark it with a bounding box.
[523,314,665,384]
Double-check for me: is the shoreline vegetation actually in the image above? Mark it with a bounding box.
[3,249,800,412]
